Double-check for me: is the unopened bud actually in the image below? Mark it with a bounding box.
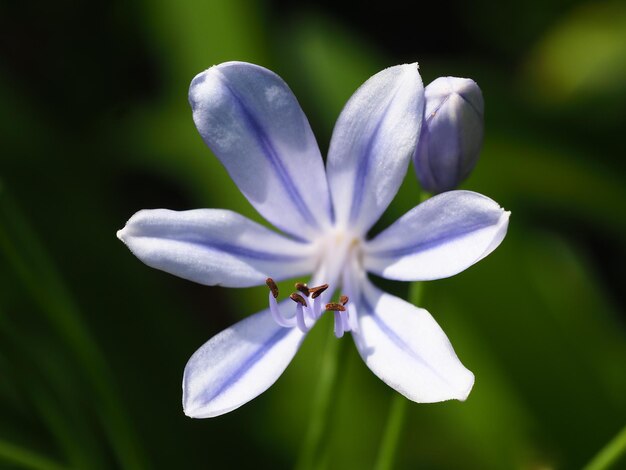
[413,77,484,194]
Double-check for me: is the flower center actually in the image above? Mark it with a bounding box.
[312,228,363,286]
[265,278,354,338]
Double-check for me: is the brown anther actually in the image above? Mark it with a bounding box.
[295,282,310,296]
[325,302,346,312]
[340,295,349,306]
[266,278,279,298]
[309,284,329,299]
[290,293,308,307]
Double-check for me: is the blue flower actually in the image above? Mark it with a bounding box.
[117,62,509,418]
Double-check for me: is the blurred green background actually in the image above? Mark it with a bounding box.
[1,0,625,468]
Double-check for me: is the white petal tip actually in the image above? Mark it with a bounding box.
[182,393,217,419]
[116,228,126,242]
[182,403,208,419]
[182,406,199,419]
[354,282,478,405]
[402,368,475,403]
[402,369,475,404]
[182,395,242,419]
[455,370,475,402]
[183,408,209,419]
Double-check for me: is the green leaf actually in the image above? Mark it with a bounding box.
[524,1,626,104]
[0,193,147,469]
[0,438,68,470]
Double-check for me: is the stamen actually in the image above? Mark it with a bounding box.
[334,312,345,338]
[290,293,308,307]
[295,282,310,296]
[266,278,279,298]
[309,284,329,299]
[341,310,351,332]
[304,297,318,320]
[312,296,322,319]
[347,303,359,332]
[268,291,296,328]
[267,278,353,336]
[327,295,351,337]
[325,302,346,312]
[295,304,309,333]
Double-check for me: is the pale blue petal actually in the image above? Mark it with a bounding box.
[189,62,332,241]
[326,64,424,235]
[117,209,315,288]
[352,279,474,402]
[364,191,509,281]
[183,306,305,418]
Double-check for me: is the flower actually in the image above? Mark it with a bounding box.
[117,62,510,418]
[414,76,484,194]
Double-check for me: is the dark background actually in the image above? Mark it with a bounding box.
[1,0,625,468]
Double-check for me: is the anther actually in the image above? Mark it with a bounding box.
[290,293,308,307]
[340,295,349,305]
[266,278,279,298]
[325,302,346,312]
[310,284,329,299]
[295,282,310,297]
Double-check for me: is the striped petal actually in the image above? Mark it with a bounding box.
[352,279,474,402]
[364,191,509,281]
[117,209,315,288]
[183,306,305,418]
[189,62,332,241]
[326,63,424,235]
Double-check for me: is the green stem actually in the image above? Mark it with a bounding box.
[583,424,626,470]
[374,394,408,470]
[295,331,346,470]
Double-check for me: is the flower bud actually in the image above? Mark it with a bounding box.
[413,76,484,194]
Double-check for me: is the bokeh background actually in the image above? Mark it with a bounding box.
[1,0,625,468]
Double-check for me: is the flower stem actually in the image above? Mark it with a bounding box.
[374,394,408,470]
[583,424,626,470]
[374,281,423,470]
[295,330,346,470]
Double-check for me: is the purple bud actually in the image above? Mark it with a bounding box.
[413,77,484,194]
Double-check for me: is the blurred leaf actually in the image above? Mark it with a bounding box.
[0,314,106,469]
[276,11,385,145]
[583,424,626,470]
[110,0,271,219]
[138,0,268,84]
[525,1,626,104]
[425,227,626,468]
[470,133,626,235]
[0,193,147,469]
[0,438,68,470]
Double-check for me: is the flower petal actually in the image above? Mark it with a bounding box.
[183,306,306,418]
[352,279,474,402]
[117,209,315,287]
[189,62,332,241]
[364,191,509,281]
[326,63,424,234]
